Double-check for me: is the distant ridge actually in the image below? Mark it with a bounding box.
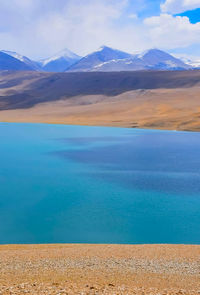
[67,47,191,72]
[0,70,200,110]
[0,46,193,72]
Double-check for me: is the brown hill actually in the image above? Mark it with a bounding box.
[0,70,200,131]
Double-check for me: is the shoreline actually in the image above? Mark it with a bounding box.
[0,120,198,133]
[0,244,199,294]
[1,242,200,246]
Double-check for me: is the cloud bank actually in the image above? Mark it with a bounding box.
[0,0,199,59]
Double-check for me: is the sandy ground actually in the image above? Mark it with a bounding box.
[0,244,199,294]
[1,87,200,131]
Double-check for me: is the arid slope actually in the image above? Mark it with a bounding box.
[0,70,200,131]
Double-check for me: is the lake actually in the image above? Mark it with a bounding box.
[0,123,200,244]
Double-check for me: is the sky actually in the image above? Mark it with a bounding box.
[0,0,199,60]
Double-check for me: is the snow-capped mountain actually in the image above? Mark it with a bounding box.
[67,47,191,72]
[38,49,81,72]
[1,50,40,70]
[67,46,133,72]
[0,51,36,71]
[0,46,193,72]
[137,49,190,70]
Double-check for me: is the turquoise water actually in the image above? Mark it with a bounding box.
[0,123,200,244]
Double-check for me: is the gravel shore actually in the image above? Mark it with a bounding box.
[0,244,199,294]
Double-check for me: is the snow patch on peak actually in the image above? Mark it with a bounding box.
[2,50,28,62]
[39,49,80,66]
[93,58,129,69]
[57,48,80,59]
[94,45,111,52]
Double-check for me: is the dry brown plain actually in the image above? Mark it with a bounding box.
[0,244,200,294]
[1,87,200,131]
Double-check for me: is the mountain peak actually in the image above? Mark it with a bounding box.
[96,45,131,54]
[89,45,132,58]
[99,45,109,50]
[38,49,81,72]
[68,46,133,72]
[55,48,81,59]
[40,49,81,66]
[94,45,115,53]
[138,48,167,58]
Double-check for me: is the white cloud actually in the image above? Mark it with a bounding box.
[33,0,131,56]
[144,13,200,48]
[0,0,147,58]
[0,0,199,59]
[161,0,200,14]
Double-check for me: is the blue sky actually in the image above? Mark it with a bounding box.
[177,8,200,23]
[0,0,199,59]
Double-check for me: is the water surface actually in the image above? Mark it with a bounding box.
[0,123,200,244]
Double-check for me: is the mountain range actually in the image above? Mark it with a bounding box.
[0,46,196,72]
